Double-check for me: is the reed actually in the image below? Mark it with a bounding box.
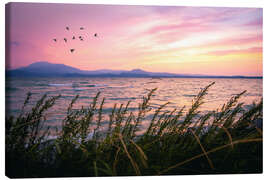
[5,82,263,178]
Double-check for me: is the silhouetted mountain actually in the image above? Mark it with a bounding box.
[84,69,127,75]
[6,61,82,77]
[6,61,262,79]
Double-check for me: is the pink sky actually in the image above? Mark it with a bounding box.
[6,3,262,76]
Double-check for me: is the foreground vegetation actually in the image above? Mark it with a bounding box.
[6,82,262,178]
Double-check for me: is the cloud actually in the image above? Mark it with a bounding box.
[244,18,263,27]
[10,41,20,47]
[205,47,262,56]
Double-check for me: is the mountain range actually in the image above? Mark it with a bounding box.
[6,61,262,79]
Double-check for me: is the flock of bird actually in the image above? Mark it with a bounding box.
[52,26,98,53]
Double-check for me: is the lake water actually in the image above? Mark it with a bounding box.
[6,77,262,136]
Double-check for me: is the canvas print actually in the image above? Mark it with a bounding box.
[5,2,263,178]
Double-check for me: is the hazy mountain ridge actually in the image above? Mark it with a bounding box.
[6,61,262,78]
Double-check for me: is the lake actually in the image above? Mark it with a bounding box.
[6,77,262,136]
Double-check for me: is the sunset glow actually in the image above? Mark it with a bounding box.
[7,3,262,76]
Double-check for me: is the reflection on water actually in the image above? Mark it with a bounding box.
[6,77,262,133]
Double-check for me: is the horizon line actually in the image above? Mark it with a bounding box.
[6,61,263,77]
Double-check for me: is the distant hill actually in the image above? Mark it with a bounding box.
[17,61,82,75]
[6,61,262,79]
[6,61,126,77]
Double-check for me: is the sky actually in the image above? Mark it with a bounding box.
[6,3,262,76]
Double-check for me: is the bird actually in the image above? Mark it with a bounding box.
[72,36,75,40]
[53,38,57,42]
[80,27,84,30]
[64,38,67,42]
[94,33,98,37]
[66,26,69,30]
[79,36,83,41]
[70,49,75,53]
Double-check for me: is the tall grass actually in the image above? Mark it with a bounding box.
[5,82,262,178]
